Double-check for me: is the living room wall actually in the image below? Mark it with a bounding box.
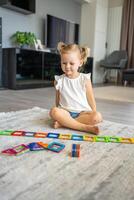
[80,0,124,83]
[0,0,81,47]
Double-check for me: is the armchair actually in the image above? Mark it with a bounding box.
[100,50,128,83]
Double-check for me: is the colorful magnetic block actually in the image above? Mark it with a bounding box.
[59,134,72,140]
[71,144,80,157]
[1,129,134,145]
[83,135,94,142]
[108,136,121,143]
[24,131,35,137]
[76,144,80,157]
[129,138,134,143]
[72,144,77,157]
[1,148,16,156]
[11,131,25,136]
[95,136,109,142]
[34,132,48,138]
[0,130,14,136]
[12,144,30,155]
[120,138,134,144]
[37,142,49,149]
[28,142,44,151]
[71,135,83,141]
[47,132,59,139]
[47,142,65,153]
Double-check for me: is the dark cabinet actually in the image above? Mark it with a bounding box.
[2,48,61,89]
[0,17,2,87]
[2,48,93,89]
[0,0,35,14]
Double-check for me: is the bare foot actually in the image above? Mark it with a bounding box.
[85,125,99,135]
[53,121,63,129]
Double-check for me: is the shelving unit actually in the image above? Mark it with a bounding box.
[2,48,93,89]
[0,18,2,87]
[2,48,61,89]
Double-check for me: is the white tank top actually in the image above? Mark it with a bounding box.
[55,73,92,112]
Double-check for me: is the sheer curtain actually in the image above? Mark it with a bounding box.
[120,0,134,68]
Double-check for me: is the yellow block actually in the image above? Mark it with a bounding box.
[120,138,134,144]
[59,134,72,140]
[83,135,95,142]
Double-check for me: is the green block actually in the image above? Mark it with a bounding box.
[94,136,109,142]
[108,136,121,143]
[0,130,14,136]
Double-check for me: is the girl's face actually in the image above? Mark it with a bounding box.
[61,51,82,78]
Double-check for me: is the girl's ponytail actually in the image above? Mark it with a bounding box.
[79,46,90,64]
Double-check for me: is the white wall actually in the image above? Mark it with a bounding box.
[93,0,108,83]
[80,1,96,56]
[80,0,124,83]
[0,0,81,47]
[109,0,124,7]
[106,6,122,55]
[106,0,123,55]
[80,0,108,83]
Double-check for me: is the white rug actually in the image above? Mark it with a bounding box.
[94,86,134,103]
[0,107,134,200]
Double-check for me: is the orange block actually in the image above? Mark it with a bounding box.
[37,142,49,148]
[34,132,48,138]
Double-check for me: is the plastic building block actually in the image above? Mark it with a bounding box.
[24,131,35,137]
[59,134,72,140]
[1,129,134,145]
[1,148,16,156]
[0,130,14,135]
[107,136,122,143]
[83,135,94,142]
[71,144,80,157]
[28,142,44,151]
[11,131,25,136]
[120,137,134,144]
[129,138,134,143]
[34,132,48,138]
[12,144,30,155]
[47,142,65,153]
[37,142,49,149]
[47,132,59,139]
[94,136,109,143]
[71,135,83,141]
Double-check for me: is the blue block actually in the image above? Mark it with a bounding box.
[72,144,77,150]
[47,142,65,153]
[71,135,83,141]
[47,132,59,139]
[72,150,76,157]
[28,142,44,151]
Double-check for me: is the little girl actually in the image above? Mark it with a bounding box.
[49,42,102,134]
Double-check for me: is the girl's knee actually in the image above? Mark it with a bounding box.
[92,111,103,124]
[49,107,59,118]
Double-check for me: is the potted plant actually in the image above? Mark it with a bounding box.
[11,31,37,48]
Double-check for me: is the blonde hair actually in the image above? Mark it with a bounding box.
[57,42,90,65]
